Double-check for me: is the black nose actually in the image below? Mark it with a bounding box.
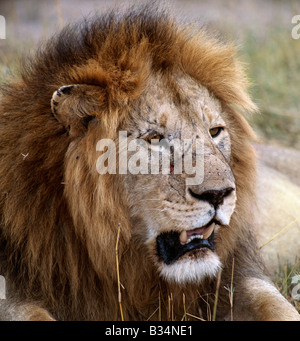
[188,187,234,208]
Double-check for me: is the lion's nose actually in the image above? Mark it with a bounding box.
[188,187,234,208]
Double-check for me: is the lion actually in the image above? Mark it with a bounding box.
[0,6,299,321]
[255,144,300,275]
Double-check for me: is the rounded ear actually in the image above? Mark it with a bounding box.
[51,84,103,137]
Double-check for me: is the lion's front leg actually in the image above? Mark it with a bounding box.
[233,277,300,321]
[0,300,55,321]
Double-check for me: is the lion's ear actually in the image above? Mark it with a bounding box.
[51,84,103,137]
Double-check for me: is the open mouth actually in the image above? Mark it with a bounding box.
[156,220,216,265]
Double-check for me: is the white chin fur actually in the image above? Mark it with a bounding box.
[158,252,221,284]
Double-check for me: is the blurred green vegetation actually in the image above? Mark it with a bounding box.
[243,27,300,148]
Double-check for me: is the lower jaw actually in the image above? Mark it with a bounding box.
[157,249,221,284]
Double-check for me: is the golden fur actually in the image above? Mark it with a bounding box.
[0,6,299,321]
[255,144,300,275]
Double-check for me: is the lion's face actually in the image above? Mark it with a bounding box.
[120,74,236,284]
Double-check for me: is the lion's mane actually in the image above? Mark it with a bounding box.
[0,6,260,320]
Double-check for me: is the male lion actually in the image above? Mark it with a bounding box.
[0,7,299,321]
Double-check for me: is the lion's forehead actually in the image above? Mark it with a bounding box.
[135,74,224,136]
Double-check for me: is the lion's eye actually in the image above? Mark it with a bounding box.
[145,133,165,145]
[209,127,223,138]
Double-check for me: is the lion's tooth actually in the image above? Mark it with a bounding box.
[203,223,215,240]
[179,230,188,245]
[187,235,204,244]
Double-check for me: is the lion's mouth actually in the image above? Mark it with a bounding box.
[156,220,216,265]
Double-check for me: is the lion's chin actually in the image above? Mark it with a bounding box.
[157,250,221,284]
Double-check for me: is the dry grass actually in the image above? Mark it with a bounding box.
[115,223,124,321]
[259,217,300,313]
[275,258,300,313]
